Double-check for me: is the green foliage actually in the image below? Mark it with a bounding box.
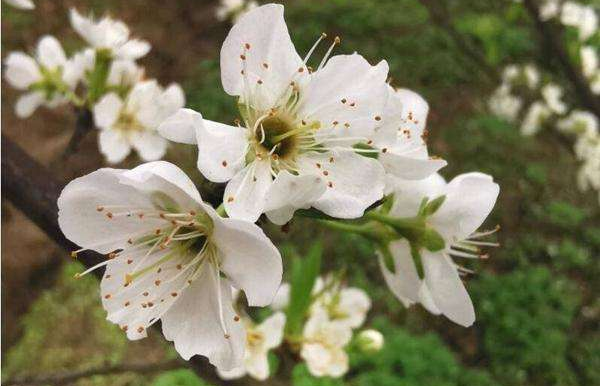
[542,201,588,230]
[349,319,499,386]
[292,364,345,386]
[184,59,237,121]
[570,335,600,386]
[286,241,323,335]
[151,369,209,386]
[547,239,591,270]
[472,266,580,385]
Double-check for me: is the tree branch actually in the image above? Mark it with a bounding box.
[62,107,94,160]
[1,360,185,386]
[522,0,600,118]
[1,134,282,386]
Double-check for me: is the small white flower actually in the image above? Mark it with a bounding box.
[561,2,598,41]
[218,312,286,380]
[3,35,77,118]
[93,80,184,163]
[58,161,283,370]
[488,84,523,123]
[581,46,598,78]
[311,278,371,330]
[380,173,499,327]
[301,308,352,378]
[541,83,567,115]
[160,4,391,223]
[539,0,560,21]
[356,329,384,352]
[524,64,540,89]
[521,101,552,136]
[3,0,34,10]
[557,110,599,136]
[69,8,151,59]
[502,65,520,83]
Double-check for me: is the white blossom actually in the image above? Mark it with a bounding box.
[160,4,395,223]
[581,46,598,78]
[488,84,523,123]
[69,8,151,59]
[218,312,286,380]
[216,0,258,23]
[93,80,184,163]
[521,101,552,136]
[311,278,371,330]
[3,35,81,118]
[380,173,499,326]
[539,0,560,21]
[58,161,283,370]
[541,83,567,114]
[561,2,598,41]
[300,308,352,377]
[3,0,34,9]
[557,110,599,136]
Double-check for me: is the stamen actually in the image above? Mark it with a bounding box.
[212,256,229,339]
[317,36,340,71]
[74,260,110,278]
[304,32,327,63]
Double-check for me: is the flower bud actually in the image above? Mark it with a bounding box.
[356,329,384,353]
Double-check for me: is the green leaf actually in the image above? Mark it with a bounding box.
[285,241,323,335]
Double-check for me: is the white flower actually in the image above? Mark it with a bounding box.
[216,0,258,22]
[375,87,447,190]
[539,0,560,21]
[581,46,598,78]
[541,83,567,114]
[502,65,520,83]
[160,4,390,224]
[301,308,352,378]
[69,8,151,59]
[557,110,599,136]
[356,329,384,352]
[521,101,552,136]
[107,59,144,88]
[311,279,371,330]
[57,161,283,370]
[3,0,34,9]
[218,312,286,380]
[524,64,540,89]
[3,35,79,118]
[93,80,184,163]
[561,2,598,41]
[488,84,523,123]
[380,173,499,326]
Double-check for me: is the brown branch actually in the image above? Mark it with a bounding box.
[417,0,500,82]
[1,360,185,386]
[1,134,286,386]
[522,0,600,118]
[61,107,94,160]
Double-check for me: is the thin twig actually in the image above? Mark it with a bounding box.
[522,0,600,118]
[1,360,185,386]
[61,107,94,160]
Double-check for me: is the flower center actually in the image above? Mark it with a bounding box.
[115,111,144,134]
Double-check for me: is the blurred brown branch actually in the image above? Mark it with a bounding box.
[62,107,94,160]
[1,359,185,386]
[1,134,291,386]
[522,0,600,118]
[417,0,500,82]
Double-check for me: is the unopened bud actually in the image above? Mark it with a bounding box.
[423,228,445,252]
[357,329,384,352]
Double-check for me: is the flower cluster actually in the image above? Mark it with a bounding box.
[488,1,599,203]
[48,3,501,379]
[3,9,184,164]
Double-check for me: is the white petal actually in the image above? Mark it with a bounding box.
[381,151,447,180]
[337,288,371,328]
[418,283,441,315]
[4,0,35,10]
[422,251,475,327]
[93,93,123,129]
[161,267,245,369]
[217,366,246,380]
[120,161,203,209]
[159,83,186,118]
[299,151,385,219]
[257,312,286,348]
[4,52,41,89]
[271,283,290,311]
[223,160,273,222]
[158,108,200,145]
[57,168,163,253]
[395,88,429,134]
[15,91,45,118]
[245,351,270,381]
[115,39,151,60]
[212,216,282,306]
[298,54,389,139]
[36,35,67,68]
[389,173,447,218]
[430,172,500,241]
[264,171,326,225]
[99,130,131,164]
[220,4,304,109]
[130,131,168,162]
[378,239,421,307]
[196,118,249,183]
[69,9,93,44]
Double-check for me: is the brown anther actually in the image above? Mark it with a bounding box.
[122,325,128,331]
[138,213,144,219]
[332,120,339,125]
[253,176,257,182]
[148,302,154,307]
[334,36,341,44]
[124,301,130,307]
[382,148,388,153]
[328,181,333,188]
[307,66,313,73]
[177,264,182,270]
[142,303,148,308]
[329,157,334,163]
[263,62,269,69]
[227,196,234,202]
[155,229,161,235]
[298,67,305,73]
[187,280,192,284]
[367,140,373,145]
[189,210,196,215]
[137,327,144,333]
[160,213,166,219]
[224,334,231,339]
[234,315,240,322]
[257,79,263,84]
[302,120,307,125]
[171,292,178,297]
[96,206,104,212]
[245,43,251,49]
[240,70,245,75]
[73,273,81,279]
[222,160,228,167]
[143,292,149,297]
[349,102,356,107]
[106,212,113,219]
[104,294,111,299]
[341,98,347,104]
[105,274,112,279]
[127,238,133,244]
[374,116,381,121]
[240,54,246,60]
[272,154,279,160]
[323,171,329,176]
[155,280,161,286]
[344,123,350,128]
[316,163,321,168]
[127,259,133,265]
[157,268,162,273]
[125,274,133,284]
[108,252,117,259]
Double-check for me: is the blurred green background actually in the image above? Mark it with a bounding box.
[1,0,598,386]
